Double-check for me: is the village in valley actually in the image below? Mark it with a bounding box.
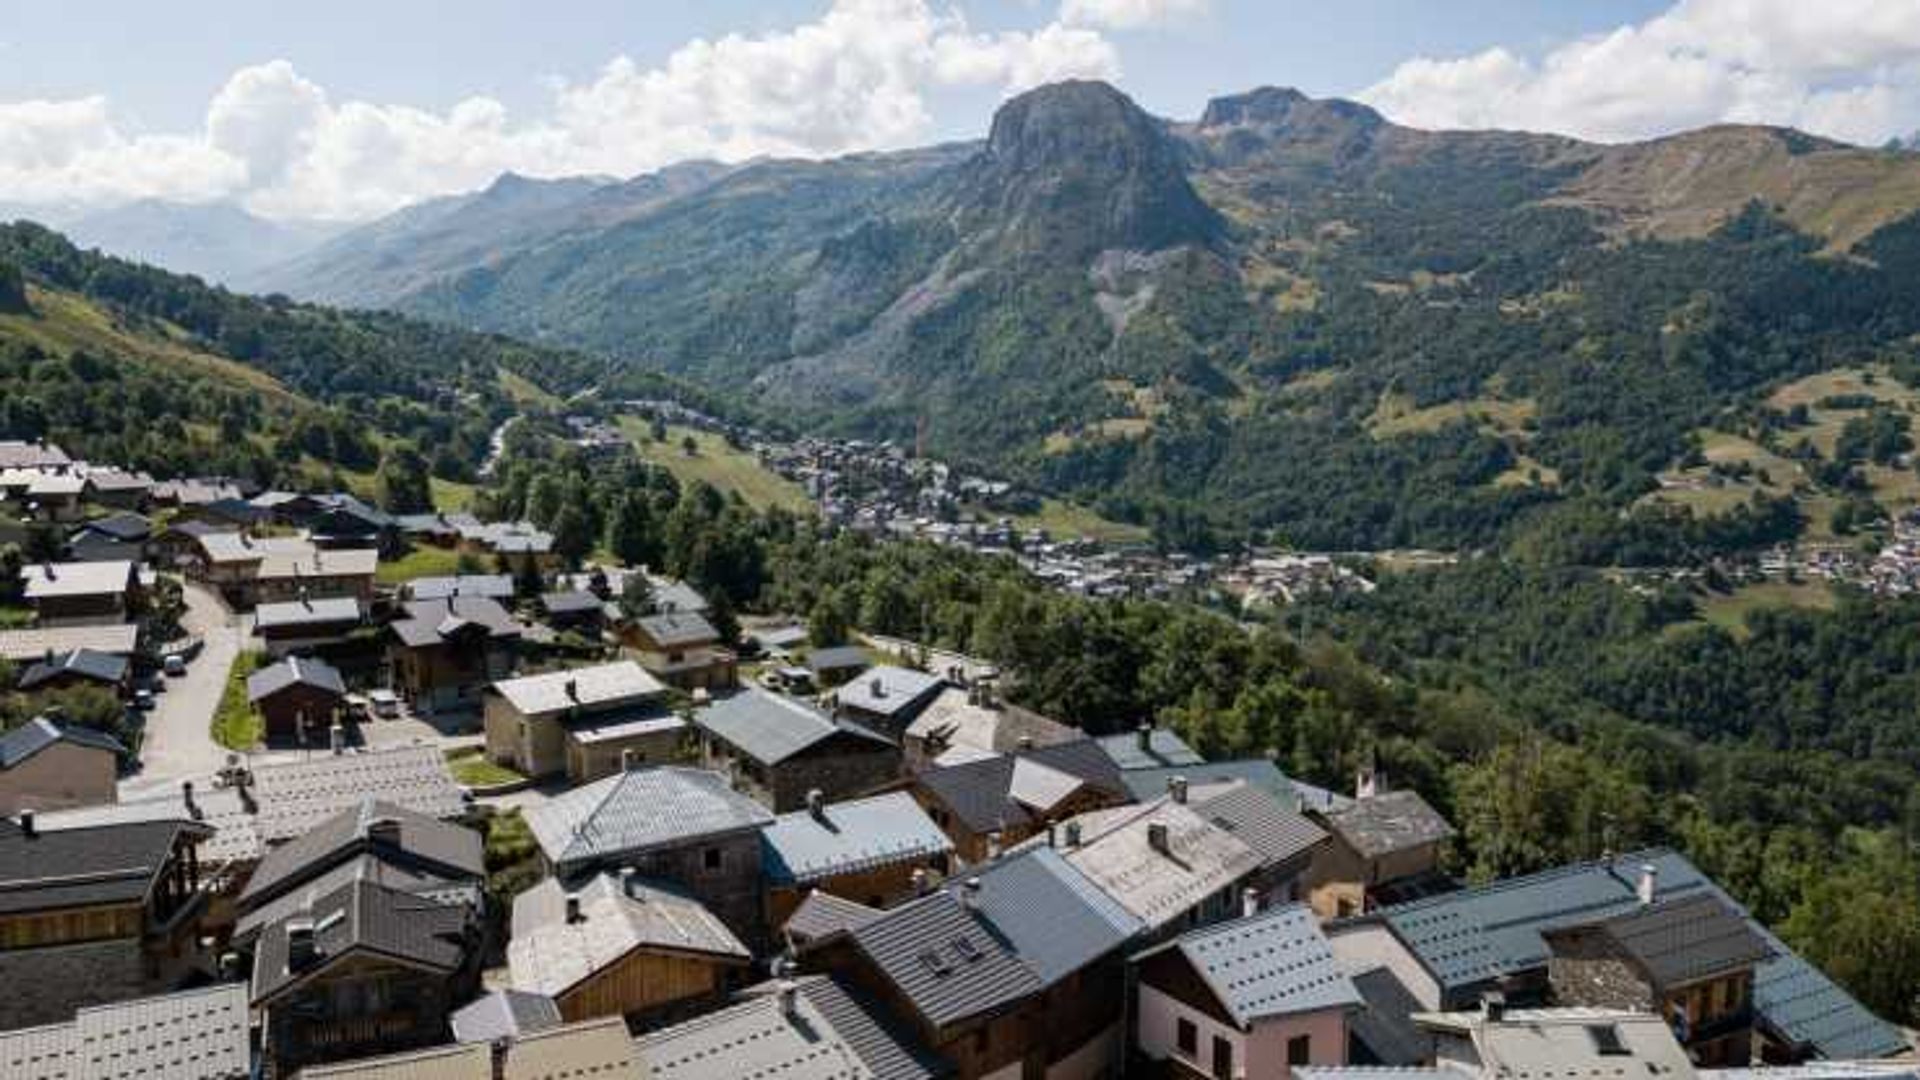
[0,433,1912,1080]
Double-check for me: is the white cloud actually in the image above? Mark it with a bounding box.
[1060,0,1208,31]
[1359,0,1920,146]
[0,0,1125,222]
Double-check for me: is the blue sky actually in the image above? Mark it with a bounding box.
[1,0,1914,220]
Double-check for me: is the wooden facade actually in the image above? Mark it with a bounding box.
[553,945,744,1028]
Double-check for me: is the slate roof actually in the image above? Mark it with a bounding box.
[783,891,884,943]
[0,440,70,469]
[246,655,347,702]
[1189,779,1329,869]
[252,878,471,1003]
[0,817,207,914]
[489,661,666,717]
[407,575,515,601]
[962,846,1143,986]
[638,975,951,1080]
[1548,892,1775,989]
[0,982,250,1080]
[450,989,563,1045]
[913,738,1124,835]
[836,666,946,720]
[21,560,134,599]
[1137,903,1359,1027]
[253,596,362,631]
[647,575,710,615]
[509,872,749,998]
[249,745,467,843]
[635,610,719,648]
[696,687,892,767]
[240,797,482,906]
[73,511,152,541]
[1347,966,1432,1066]
[904,688,1078,757]
[846,891,1043,1028]
[807,645,871,674]
[0,623,139,662]
[1061,800,1263,932]
[256,547,378,582]
[539,590,604,615]
[1095,727,1203,771]
[391,597,522,648]
[1119,759,1295,804]
[760,792,953,886]
[1326,790,1456,859]
[524,765,774,868]
[233,852,484,946]
[1358,849,1908,1060]
[0,717,125,767]
[35,784,260,865]
[18,647,129,689]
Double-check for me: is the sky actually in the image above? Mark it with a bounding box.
[2,0,1917,222]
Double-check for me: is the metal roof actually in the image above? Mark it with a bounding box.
[524,765,774,868]
[1118,758,1294,803]
[490,661,667,717]
[784,891,884,944]
[509,872,749,998]
[391,597,522,648]
[0,982,250,1080]
[1138,903,1359,1027]
[256,547,378,581]
[240,797,482,906]
[35,784,260,864]
[1094,727,1203,771]
[246,655,348,702]
[21,560,135,599]
[1546,892,1774,989]
[252,878,472,1003]
[0,716,124,767]
[406,575,515,601]
[299,1042,492,1080]
[501,1017,646,1080]
[760,792,952,886]
[696,688,891,767]
[913,738,1124,834]
[847,891,1043,1028]
[1189,779,1329,870]
[806,645,871,674]
[0,816,206,914]
[253,596,362,630]
[233,852,482,946]
[634,610,719,647]
[835,666,945,719]
[963,846,1142,987]
[250,745,467,843]
[450,989,563,1045]
[17,647,128,689]
[638,975,950,1080]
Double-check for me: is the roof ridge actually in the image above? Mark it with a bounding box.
[1377,847,1677,916]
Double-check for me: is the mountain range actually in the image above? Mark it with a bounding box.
[59,200,348,287]
[168,83,1920,549]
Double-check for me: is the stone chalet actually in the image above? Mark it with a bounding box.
[694,687,899,811]
[1304,780,1455,918]
[760,790,954,934]
[484,661,682,783]
[20,560,140,627]
[834,665,946,735]
[624,610,736,693]
[388,597,522,716]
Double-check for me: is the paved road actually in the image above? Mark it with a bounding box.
[124,581,240,797]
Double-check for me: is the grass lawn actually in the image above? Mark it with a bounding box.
[498,368,562,410]
[1696,581,1840,640]
[212,651,266,750]
[446,747,527,788]
[430,477,477,512]
[616,418,813,513]
[0,604,33,629]
[376,544,466,585]
[1007,498,1151,545]
[1367,390,1537,440]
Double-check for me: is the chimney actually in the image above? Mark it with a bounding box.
[1482,990,1506,1023]
[985,831,1003,859]
[619,866,637,898]
[1147,821,1170,856]
[870,676,885,698]
[911,868,931,896]
[620,748,637,772]
[367,817,401,848]
[17,810,34,838]
[806,789,826,822]
[1355,765,1378,801]
[1136,724,1152,753]
[182,780,201,821]
[1168,776,1189,805]
[286,917,317,970]
[329,723,344,755]
[1064,821,1082,848]
[1242,887,1261,918]
[565,894,584,924]
[1637,863,1658,906]
[960,877,982,909]
[1016,734,1033,752]
[776,978,800,1017]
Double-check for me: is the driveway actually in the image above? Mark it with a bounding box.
[124,580,241,796]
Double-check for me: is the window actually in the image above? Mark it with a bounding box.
[1288,1034,1312,1065]
[703,847,722,870]
[1211,1036,1232,1080]
[1176,1018,1197,1056]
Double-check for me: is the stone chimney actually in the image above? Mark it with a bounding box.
[565,894,584,924]
[1168,776,1189,804]
[17,810,33,838]
[1136,724,1152,753]
[329,723,344,755]
[1355,764,1379,801]
[1147,821,1170,856]
[911,868,931,896]
[1242,887,1260,918]
[776,979,800,1017]
[960,876,982,909]
[1637,863,1658,906]
[806,789,826,822]
[1482,990,1506,1023]
[621,748,637,772]
[1064,821,1082,848]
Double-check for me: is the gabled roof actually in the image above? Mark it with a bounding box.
[1119,758,1295,803]
[836,666,945,719]
[646,575,710,615]
[299,1041,492,1080]
[1189,779,1329,870]
[489,661,667,717]
[0,623,138,662]
[252,879,472,1003]
[0,982,250,1080]
[1060,800,1263,932]
[634,610,719,647]
[250,745,467,843]
[502,1017,645,1080]
[1094,727,1203,771]
[903,688,1078,757]
[784,891,884,944]
[35,784,260,865]
[761,792,952,886]
[638,975,951,1080]
[509,872,749,998]
[1546,892,1774,989]
[846,891,1043,1028]
[1136,903,1358,1027]
[0,440,70,469]
[0,817,207,914]
[407,574,515,601]
[245,655,348,703]
[391,597,522,648]
[450,989,563,1045]
[913,738,1125,835]
[18,647,129,689]
[962,846,1142,986]
[0,717,125,767]
[72,511,151,541]
[540,590,604,615]
[252,596,362,631]
[525,765,774,867]
[1326,790,1455,859]
[233,852,484,946]
[256,547,378,582]
[21,560,134,600]
[696,687,892,767]
[807,645,871,674]
[240,797,482,906]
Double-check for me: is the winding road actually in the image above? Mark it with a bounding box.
[122,580,240,797]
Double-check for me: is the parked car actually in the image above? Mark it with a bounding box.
[132,688,156,710]
[366,689,401,719]
[162,654,187,677]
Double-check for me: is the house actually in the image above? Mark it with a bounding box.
[406,575,516,603]
[1095,724,1204,773]
[834,665,946,733]
[0,814,214,1028]
[396,511,481,548]
[66,510,151,562]
[539,590,607,634]
[0,982,250,1080]
[301,1017,646,1080]
[245,745,470,846]
[309,496,401,554]
[1131,903,1359,1077]
[0,623,138,667]
[523,766,774,941]
[389,597,523,715]
[799,846,1144,1080]
[509,870,751,1027]
[450,989,564,1045]
[295,1042,492,1080]
[253,546,378,606]
[760,791,954,932]
[1118,757,1299,804]
[483,661,680,782]
[900,739,1129,865]
[250,490,332,527]
[16,470,85,522]
[806,644,871,687]
[252,595,363,656]
[1055,797,1264,938]
[694,688,899,811]
[153,519,230,568]
[1323,849,1908,1065]
[1180,777,1330,907]
[20,559,139,626]
[1305,783,1455,917]
[782,891,885,949]
[1324,1006,1702,1080]
[246,655,349,745]
[902,683,1078,770]
[1544,892,1774,1065]
[250,878,482,1075]
[234,797,484,947]
[16,647,131,695]
[625,610,736,692]
[635,974,952,1080]
[80,468,154,510]
[0,440,70,470]
[0,717,124,814]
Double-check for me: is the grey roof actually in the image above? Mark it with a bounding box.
[35,784,259,865]
[509,872,749,997]
[233,852,483,946]
[846,891,1043,1028]
[489,661,667,717]
[648,575,710,615]
[836,666,945,719]
[252,878,471,1003]
[913,739,1124,834]
[638,975,950,1080]
[0,817,207,914]
[18,647,129,689]
[0,440,70,469]
[73,511,152,541]
[250,745,468,843]
[246,655,348,703]
[1094,727,1203,771]
[1061,800,1263,932]
[1190,779,1329,869]
[407,575,515,601]
[807,645,871,674]
[760,792,953,886]
[20,560,135,600]
[0,717,124,768]
[904,688,1078,757]
[1548,892,1774,988]
[524,766,774,868]
[783,891,884,943]
[539,590,604,615]
[1137,903,1359,1027]
[1326,790,1455,859]
[1348,966,1432,1066]
[1118,758,1294,803]
[392,597,522,648]
[450,990,563,1045]
[241,797,483,906]
[962,846,1143,986]
[696,688,892,767]
[1362,849,1908,1060]
[253,596,362,631]
[0,623,139,662]
[0,982,250,1080]
[634,610,719,648]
